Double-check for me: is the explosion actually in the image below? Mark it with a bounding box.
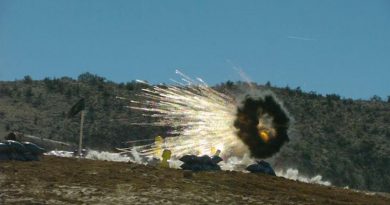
[234,95,290,158]
[127,70,290,159]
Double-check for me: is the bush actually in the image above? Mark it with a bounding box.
[23,75,33,84]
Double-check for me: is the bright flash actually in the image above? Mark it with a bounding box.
[259,130,270,142]
[128,70,248,158]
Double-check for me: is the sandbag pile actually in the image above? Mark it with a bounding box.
[246,160,276,176]
[0,140,46,161]
[180,155,223,171]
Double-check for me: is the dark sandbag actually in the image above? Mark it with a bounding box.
[246,160,276,176]
[198,155,213,165]
[180,163,219,172]
[8,152,27,161]
[180,163,194,170]
[0,153,10,160]
[180,154,222,172]
[0,141,43,161]
[23,142,46,155]
[4,140,28,153]
[179,155,197,163]
[23,153,40,161]
[0,143,10,152]
[211,156,223,164]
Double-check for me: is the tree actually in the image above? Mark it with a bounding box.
[226,80,234,89]
[23,75,33,84]
[370,95,382,102]
[78,72,105,85]
[125,82,135,90]
[43,77,55,91]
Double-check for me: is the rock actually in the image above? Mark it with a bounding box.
[246,160,276,176]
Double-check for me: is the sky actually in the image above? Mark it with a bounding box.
[0,0,389,99]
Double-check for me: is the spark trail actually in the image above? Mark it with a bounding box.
[127,70,248,158]
[126,70,290,159]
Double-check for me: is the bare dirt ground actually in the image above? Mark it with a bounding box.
[0,156,389,205]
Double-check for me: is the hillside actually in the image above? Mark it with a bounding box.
[0,73,389,192]
[1,156,389,204]
[0,74,167,150]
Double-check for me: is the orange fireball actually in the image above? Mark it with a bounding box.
[259,130,270,142]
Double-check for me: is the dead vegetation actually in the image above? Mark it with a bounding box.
[0,156,389,204]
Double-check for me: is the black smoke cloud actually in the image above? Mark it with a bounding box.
[234,95,290,159]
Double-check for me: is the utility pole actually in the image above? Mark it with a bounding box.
[67,98,86,157]
[78,110,85,157]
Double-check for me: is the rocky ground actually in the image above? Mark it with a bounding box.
[0,156,389,205]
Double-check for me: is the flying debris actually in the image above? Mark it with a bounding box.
[126,70,290,162]
[127,70,242,158]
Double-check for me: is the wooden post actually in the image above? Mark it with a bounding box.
[78,110,85,157]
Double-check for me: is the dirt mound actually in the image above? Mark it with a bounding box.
[0,156,389,204]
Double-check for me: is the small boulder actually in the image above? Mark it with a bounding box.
[246,160,276,176]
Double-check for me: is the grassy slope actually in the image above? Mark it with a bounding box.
[1,156,389,205]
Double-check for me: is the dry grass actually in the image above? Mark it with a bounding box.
[0,156,389,204]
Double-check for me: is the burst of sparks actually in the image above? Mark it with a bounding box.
[127,70,248,158]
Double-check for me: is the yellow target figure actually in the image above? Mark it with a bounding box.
[160,149,172,168]
[154,136,164,158]
[211,146,217,155]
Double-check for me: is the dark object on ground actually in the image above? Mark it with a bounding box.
[73,149,88,157]
[246,160,276,176]
[23,142,46,155]
[180,155,222,171]
[0,140,46,161]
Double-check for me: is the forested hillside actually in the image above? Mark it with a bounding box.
[0,73,389,192]
[0,73,166,150]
